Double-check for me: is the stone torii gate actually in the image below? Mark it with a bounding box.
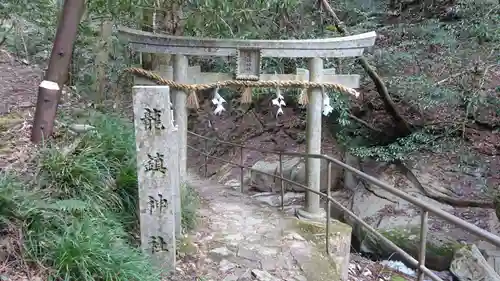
[119,26,376,221]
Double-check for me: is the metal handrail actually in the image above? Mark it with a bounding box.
[187,130,500,281]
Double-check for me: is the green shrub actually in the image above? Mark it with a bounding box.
[35,144,123,210]
[0,173,32,226]
[33,213,161,281]
[0,112,164,281]
[84,113,136,172]
[0,172,161,281]
[83,113,139,230]
[180,184,200,232]
[0,111,201,281]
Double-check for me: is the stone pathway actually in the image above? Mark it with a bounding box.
[174,172,461,281]
[183,172,347,281]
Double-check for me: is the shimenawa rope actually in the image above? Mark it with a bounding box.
[124,67,360,109]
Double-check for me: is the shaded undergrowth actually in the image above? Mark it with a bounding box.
[0,111,199,281]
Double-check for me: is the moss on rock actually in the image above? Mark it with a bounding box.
[286,218,352,281]
[390,275,408,281]
[363,227,461,271]
[176,235,197,258]
[290,218,351,245]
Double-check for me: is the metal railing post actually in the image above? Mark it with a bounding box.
[326,161,332,255]
[204,138,208,177]
[279,152,284,211]
[240,146,244,193]
[417,210,429,281]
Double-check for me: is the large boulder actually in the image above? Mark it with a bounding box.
[246,152,498,273]
[344,179,460,271]
[250,157,342,193]
[287,218,352,281]
[450,244,500,281]
[333,163,498,271]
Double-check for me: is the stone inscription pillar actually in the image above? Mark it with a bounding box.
[132,85,178,270]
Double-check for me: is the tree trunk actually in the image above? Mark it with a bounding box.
[141,0,184,72]
[152,1,169,71]
[155,0,185,70]
[31,0,86,143]
[320,0,413,135]
[141,8,157,70]
[93,18,113,104]
[64,3,87,87]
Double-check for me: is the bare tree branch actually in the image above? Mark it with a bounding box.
[320,0,413,135]
[395,160,494,208]
[349,113,383,134]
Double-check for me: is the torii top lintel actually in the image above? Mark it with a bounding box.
[118,26,377,58]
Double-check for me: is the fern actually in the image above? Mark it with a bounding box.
[37,199,89,213]
[348,131,438,162]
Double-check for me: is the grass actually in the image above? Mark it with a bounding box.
[180,183,200,232]
[0,111,199,281]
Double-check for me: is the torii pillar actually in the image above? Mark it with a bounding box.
[172,55,188,183]
[301,57,324,218]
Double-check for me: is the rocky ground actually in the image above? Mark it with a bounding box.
[0,49,40,172]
